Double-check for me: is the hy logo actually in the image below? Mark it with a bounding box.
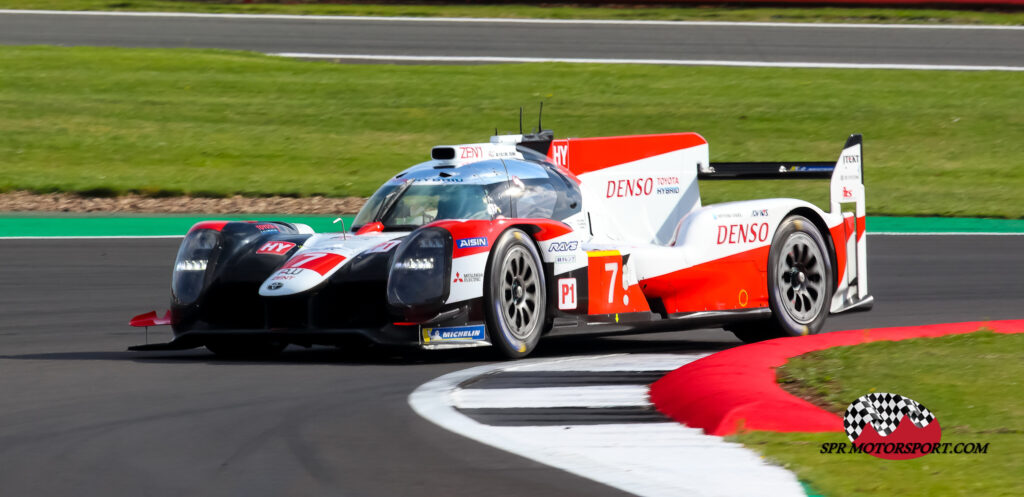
[844,392,941,460]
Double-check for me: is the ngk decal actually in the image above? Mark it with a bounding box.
[558,278,577,310]
[717,223,770,245]
[256,241,296,255]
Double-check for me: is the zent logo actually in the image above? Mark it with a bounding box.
[548,241,579,252]
[459,146,483,160]
[256,241,297,255]
[558,278,577,310]
[456,237,488,249]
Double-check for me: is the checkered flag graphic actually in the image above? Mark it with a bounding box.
[843,393,934,442]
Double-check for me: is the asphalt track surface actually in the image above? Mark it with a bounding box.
[1,235,1022,496]
[1,11,1023,68]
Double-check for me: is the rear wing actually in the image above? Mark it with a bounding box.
[702,134,869,307]
[698,134,865,217]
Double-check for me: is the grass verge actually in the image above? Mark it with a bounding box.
[733,331,1023,497]
[2,1,1023,25]
[1,45,1023,217]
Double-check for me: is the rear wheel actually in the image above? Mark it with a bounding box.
[485,229,547,359]
[729,215,833,343]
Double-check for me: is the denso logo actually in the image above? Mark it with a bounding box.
[456,237,488,249]
[607,178,654,198]
[717,223,770,245]
[548,241,579,252]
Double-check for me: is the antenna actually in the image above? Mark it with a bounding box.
[519,107,523,135]
[333,217,347,240]
[537,102,543,133]
[494,127,498,136]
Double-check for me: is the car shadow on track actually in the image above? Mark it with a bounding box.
[1,329,741,366]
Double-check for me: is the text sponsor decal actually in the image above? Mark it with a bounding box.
[605,176,681,198]
[422,324,486,343]
[255,223,279,232]
[558,278,578,310]
[551,144,568,167]
[716,223,769,245]
[456,237,489,249]
[452,272,483,283]
[256,241,297,255]
[752,209,769,217]
[366,240,401,254]
[842,187,855,199]
[271,267,304,281]
[279,251,346,276]
[547,241,579,252]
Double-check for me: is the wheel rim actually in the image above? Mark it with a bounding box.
[776,232,826,324]
[499,245,540,340]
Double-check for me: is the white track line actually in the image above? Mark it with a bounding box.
[3,10,1021,30]
[409,354,805,497]
[273,53,1024,71]
[453,385,651,409]
[503,352,708,371]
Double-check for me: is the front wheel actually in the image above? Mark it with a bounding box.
[484,229,547,359]
[730,215,833,343]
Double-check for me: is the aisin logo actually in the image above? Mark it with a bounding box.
[844,392,941,460]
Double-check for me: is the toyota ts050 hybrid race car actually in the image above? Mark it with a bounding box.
[130,129,872,358]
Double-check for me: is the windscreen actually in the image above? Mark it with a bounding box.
[352,182,511,230]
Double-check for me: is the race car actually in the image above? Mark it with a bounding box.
[130,129,872,358]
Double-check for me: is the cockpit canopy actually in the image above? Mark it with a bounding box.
[352,157,581,231]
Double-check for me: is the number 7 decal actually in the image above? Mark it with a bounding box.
[604,261,618,304]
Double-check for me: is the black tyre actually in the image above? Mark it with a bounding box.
[484,229,547,359]
[205,340,287,359]
[729,215,833,343]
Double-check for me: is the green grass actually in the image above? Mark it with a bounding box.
[733,331,1024,497]
[1,45,1023,217]
[3,1,1024,25]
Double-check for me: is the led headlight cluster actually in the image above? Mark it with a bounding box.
[387,228,451,308]
[171,228,221,306]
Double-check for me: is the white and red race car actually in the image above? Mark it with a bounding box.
[131,129,871,358]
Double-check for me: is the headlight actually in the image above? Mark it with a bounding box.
[171,228,221,306]
[387,228,451,308]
